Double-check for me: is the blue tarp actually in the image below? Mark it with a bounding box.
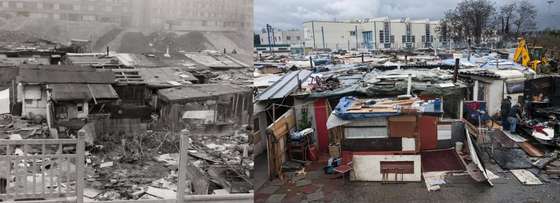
[333,96,400,120]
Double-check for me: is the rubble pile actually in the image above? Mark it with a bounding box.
[0,114,50,139]
[80,127,253,201]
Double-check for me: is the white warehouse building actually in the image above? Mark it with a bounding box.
[303,17,449,51]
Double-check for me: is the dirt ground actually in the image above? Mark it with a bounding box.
[254,153,560,203]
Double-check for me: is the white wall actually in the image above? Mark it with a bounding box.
[352,154,422,182]
[304,18,441,50]
[22,85,47,119]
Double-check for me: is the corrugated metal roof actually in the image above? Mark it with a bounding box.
[18,68,115,84]
[184,53,248,69]
[113,67,198,88]
[49,84,118,101]
[158,84,249,103]
[256,70,312,101]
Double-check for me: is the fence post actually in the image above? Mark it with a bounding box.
[76,130,85,203]
[177,129,189,203]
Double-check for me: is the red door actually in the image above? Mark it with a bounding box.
[314,98,329,153]
[419,116,438,150]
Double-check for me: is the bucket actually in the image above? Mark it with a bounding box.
[455,142,464,153]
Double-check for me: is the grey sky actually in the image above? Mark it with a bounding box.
[254,0,560,31]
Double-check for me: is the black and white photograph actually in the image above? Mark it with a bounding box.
[1,0,254,202]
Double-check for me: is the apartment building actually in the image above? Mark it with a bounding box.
[303,17,449,51]
[0,0,135,26]
[0,0,253,32]
[258,29,304,47]
[139,0,253,32]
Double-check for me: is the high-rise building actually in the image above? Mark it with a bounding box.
[136,0,253,32]
[0,0,253,32]
[0,0,135,26]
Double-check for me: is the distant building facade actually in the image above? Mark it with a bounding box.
[258,29,304,48]
[0,0,135,26]
[0,0,253,32]
[303,17,448,51]
[137,0,253,32]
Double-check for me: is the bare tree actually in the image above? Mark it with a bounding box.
[499,2,516,36]
[439,0,495,46]
[513,0,537,34]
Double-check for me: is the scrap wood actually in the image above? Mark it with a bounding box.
[146,186,176,199]
[545,169,560,174]
[532,152,558,169]
[549,160,560,167]
[347,108,398,113]
[510,169,543,185]
[501,130,527,143]
[519,142,544,157]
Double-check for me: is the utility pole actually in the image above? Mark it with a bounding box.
[321,26,326,49]
[266,24,273,56]
[272,26,276,46]
[312,21,316,49]
[355,25,359,50]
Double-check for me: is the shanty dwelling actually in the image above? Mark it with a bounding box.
[459,68,534,117]
[109,67,199,119]
[329,96,468,182]
[253,70,313,157]
[15,66,118,132]
[157,84,253,132]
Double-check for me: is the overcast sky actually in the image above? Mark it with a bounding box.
[254,0,560,31]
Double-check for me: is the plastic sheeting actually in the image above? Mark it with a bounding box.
[0,88,9,114]
[326,112,351,129]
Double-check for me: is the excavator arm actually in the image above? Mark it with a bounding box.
[513,38,531,67]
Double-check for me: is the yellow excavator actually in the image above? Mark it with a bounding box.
[513,37,550,72]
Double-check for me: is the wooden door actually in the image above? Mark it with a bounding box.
[419,116,438,150]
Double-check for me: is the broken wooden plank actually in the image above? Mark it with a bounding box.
[510,169,543,185]
[545,169,560,174]
[501,130,527,143]
[532,152,559,169]
[519,142,544,157]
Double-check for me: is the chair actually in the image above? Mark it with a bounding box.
[334,161,353,184]
[287,134,309,161]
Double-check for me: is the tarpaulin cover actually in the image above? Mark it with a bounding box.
[491,148,533,169]
[0,88,9,114]
[308,84,363,99]
[326,112,351,129]
[333,96,400,120]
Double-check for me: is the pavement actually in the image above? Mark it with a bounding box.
[255,153,560,203]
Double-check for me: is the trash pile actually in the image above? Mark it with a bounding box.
[0,114,51,139]
[82,126,254,201]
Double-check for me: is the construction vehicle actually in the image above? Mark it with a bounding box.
[513,37,550,72]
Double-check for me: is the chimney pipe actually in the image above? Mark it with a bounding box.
[454,58,460,83]
[406,74,412,96]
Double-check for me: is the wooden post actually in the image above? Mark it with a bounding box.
[76,131,85,203]
[177,130,189,202]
